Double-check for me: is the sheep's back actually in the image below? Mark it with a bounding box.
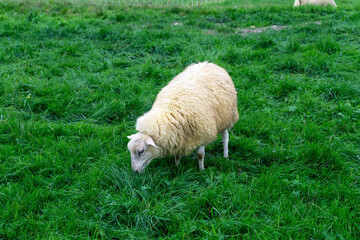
[149,62,238,155]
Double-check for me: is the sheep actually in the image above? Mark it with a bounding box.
[127,62,239,173]
[294,0,337,7]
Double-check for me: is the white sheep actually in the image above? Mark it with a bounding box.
[294,0,337,7]
[127,62,239,173]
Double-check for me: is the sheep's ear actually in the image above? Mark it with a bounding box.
[127,134,135,140]
[146,137,158,148]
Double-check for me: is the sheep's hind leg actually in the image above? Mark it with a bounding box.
[196,146,205,171]
[175,156,181,166]
[222,129,229,159]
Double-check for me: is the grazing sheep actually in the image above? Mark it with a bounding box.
[127,62,239,173]
[294,0,337,7]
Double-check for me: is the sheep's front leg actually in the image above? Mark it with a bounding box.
[222,129,229,159]
[175,156,181,166]
[196,146,205,171]
[293,0,300,6]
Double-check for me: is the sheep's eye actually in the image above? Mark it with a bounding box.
[138,149,144,157]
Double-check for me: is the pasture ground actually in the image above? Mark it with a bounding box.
[1,0,360,238]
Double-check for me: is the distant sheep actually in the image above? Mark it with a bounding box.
[127,62,239,173]
[294,0,337,7]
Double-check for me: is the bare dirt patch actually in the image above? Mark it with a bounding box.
[236,21,321,36]
[237,25,289,36]
[202,21,322,36]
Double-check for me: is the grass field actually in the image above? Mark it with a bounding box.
[15,0,225,7]
[1,0,360,239]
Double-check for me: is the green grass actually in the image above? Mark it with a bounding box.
[1,0,360,239]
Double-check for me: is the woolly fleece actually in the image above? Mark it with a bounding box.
[135,62,239,158]
[294,0,337,7]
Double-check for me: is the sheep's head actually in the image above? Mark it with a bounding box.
[127,132,160,174]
